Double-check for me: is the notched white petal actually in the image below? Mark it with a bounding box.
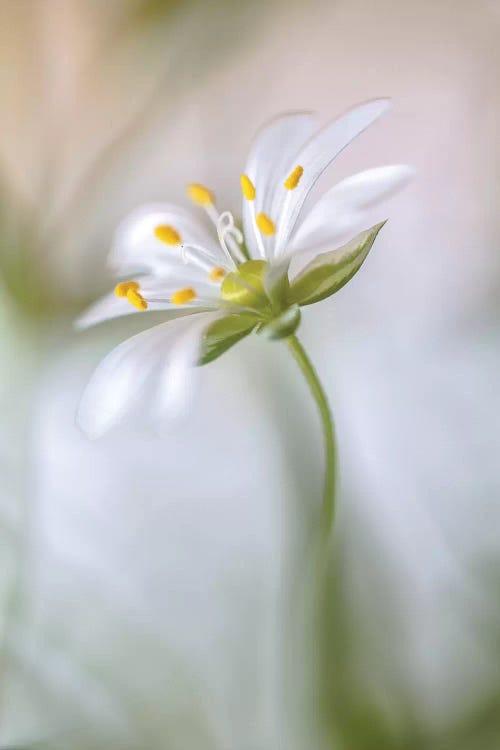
[75,269,221,331]
[75,287,173,331]
[272,98,392,256]
[153,313,218,422]
[325,164,415,209]
[77,312,217,439]
[109,203,221,276]
[290,163,414,254]
[241,112,319,259]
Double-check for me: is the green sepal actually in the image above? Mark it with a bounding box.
[263,258,290,310]
[257,304,301,340]
[287,222,386,307]
[198,312,259,365]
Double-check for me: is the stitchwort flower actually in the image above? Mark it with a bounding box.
[77,99,412,535]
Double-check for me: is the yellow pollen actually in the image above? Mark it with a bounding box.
[115,280,140,298]
[256,212,276,236]
[284,165,304,190]
[209,266,227,283]
[154,224,181,245]
[240,174,256,201]
[126,288,148,311]
[171,287,197,305]
[187,183,214,206]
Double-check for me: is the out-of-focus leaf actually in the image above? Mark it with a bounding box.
[288,222,386,307]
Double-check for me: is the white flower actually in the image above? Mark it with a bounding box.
[77,99,413,438]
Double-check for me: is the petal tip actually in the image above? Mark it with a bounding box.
[75,406,104,441]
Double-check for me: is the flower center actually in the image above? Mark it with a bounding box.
[220,260,270,312]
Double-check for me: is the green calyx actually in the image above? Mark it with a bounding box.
[220,259,292,315]
[199,260,299,364]
[257,304,301,340]
[198,312,261,365]
[199,222,385,365]
[287,222,385,306]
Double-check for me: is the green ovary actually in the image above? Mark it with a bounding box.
[220,260,271,312]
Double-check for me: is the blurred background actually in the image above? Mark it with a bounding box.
[0,0,499,747]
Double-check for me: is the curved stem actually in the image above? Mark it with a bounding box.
[286,334,337,545]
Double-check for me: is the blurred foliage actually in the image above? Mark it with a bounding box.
[0,0,270,318]
[317,549,500,750]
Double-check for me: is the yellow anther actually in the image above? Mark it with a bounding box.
[284,165,304,190]
[256,212,276,236]
[126,288,148,311]
[171,287,197,305]
[154,224,181,245]
[240,174,256,201]
[187,183,214,206]
[115,280,140,298]
[209,266,227,283]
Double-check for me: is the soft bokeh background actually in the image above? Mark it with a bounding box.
[1,0,499,747]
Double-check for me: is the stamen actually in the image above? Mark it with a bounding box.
[284,165,304,190]
[187,183,214,206]
[209,266,226,283]
[240,174,256,201]
[126,289,148,310]
[256,212,276,236]
[115,280,139,298]
[171,287,197,305]
[154,224,181,245]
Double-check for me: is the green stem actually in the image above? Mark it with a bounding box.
[286,334,337,544]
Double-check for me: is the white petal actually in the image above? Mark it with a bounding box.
[153,312,218,422]
[290,164,414,252]
[241,112,319,258]
[272,99,392,257]
[75,289,171,331]
[77,312,216,439]
[75,272,221,331]
[109,203,222,276]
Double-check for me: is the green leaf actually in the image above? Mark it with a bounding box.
[287,222,386,307]
[257,304,301,340]
[198,312,259,365]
